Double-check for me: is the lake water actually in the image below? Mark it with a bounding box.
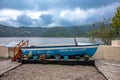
[0,37,101,46]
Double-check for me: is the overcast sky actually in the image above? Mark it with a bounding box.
[0,0,120,27]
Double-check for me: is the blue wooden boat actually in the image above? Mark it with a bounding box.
[21,43,99,60]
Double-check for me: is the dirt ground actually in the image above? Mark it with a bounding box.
[0,57,11,61]
[0,64,106,80]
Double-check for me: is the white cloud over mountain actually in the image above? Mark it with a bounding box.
[0,0,120,27]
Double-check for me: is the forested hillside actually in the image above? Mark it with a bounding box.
[0,24,98,37]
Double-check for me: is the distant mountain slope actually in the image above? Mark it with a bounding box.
[67,26,86,37]
[0,24,99,37]
[42,27,73,37]
[0,24,49,37]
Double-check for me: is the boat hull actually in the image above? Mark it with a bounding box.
[21,46,98,57]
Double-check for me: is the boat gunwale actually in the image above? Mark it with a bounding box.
[21,45,98,51]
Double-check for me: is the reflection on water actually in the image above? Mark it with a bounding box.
[0,37,101,45]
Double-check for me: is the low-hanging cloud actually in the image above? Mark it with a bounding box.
[40,14,53,26]
[16,14,34,27]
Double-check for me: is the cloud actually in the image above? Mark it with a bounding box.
[8,14,54,27]
[16,14,34,26]
[0,0,120,10]
[56,2,120,26]
[40,14,53,26]
[60,8,87,22]
[0,19,19,27]
[0,9,22,20]
[0,1,120,27]
[0,9,53,27]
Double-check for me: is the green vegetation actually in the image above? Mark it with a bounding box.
[42,27,72,37]
[112,7,120,35]
[89,7,120,45]
[0,24,48,37]
[88,21,116,45]
[0,24,91,37]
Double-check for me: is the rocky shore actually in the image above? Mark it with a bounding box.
[0,64,106,80]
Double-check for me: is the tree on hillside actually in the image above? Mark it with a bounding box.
[88,19,116,45]
[112,7,120,35]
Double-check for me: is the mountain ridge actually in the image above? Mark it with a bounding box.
[0,24,99,37]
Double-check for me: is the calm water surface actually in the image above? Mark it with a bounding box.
[0,37,100,45]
